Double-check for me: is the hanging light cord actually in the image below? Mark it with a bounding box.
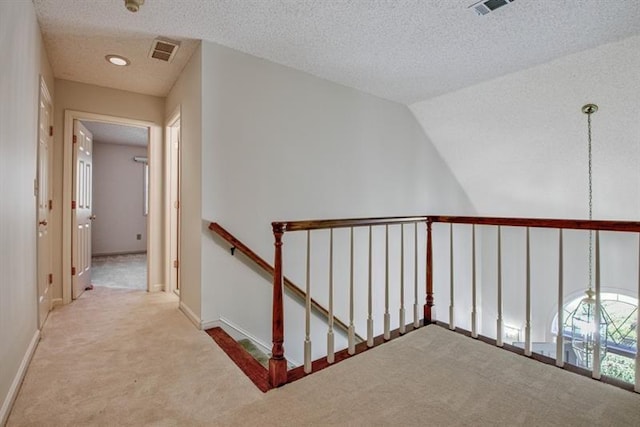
[587,109,593,292]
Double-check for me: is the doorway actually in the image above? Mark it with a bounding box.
[81,120,149,292]
[62,110,164,304]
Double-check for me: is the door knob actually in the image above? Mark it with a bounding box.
[89,215,97,221]
[39,220,48,226]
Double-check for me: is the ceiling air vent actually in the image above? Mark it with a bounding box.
[149,38,180,63]
[469,0,515,16]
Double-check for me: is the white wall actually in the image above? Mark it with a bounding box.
[410,36,640,346]
[0,1,53,423]
[52,80,165,299]
[165,45,202,321]
[92,141,148,255]
[197,40,475,362]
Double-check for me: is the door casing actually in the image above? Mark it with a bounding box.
[62,110,164,304]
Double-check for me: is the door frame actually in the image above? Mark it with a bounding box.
[62,110,163,304]
[165,106,181,296]
[36,76,53,327]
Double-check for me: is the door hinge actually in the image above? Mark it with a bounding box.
[173,260,179,269]
[174,201,180,209]
[71,267,76,276]
[73,135,77,144]
[71,200,76,209]
[49,199,53,210]
[48,273,53,284]
[49,126,53,136]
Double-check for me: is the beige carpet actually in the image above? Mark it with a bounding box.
[91,253,147,290]
[8,287,640,426]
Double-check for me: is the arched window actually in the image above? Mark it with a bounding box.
[552,292,637,383]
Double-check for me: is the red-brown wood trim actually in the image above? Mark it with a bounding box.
[428,216,640,232]
[287,321,423,384]
[208,222,359,340]
[433,322,635,393]
[269,224,288,387]
[274,216,429,232]
[205,327,271,393]
[424,219,433,325]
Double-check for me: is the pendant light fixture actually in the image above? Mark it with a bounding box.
[570,104,608,370]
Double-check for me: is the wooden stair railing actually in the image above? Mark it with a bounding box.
[269,216,431,387]
[430,215,640,392]
[208,222,362,343]
[268,214,640,392]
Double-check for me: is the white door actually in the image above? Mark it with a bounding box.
[72,120,94,299]
[37,79,53,327]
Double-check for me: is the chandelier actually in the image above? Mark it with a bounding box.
[570,104,608,370]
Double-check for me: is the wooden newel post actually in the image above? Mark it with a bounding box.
[424,219,434,325]
[269,223,288,387]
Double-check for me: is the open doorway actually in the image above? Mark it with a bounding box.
[81,120,149,292]
[62,110,164,304]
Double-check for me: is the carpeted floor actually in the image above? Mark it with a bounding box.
[8,287,640,426]
[91,253,147,290]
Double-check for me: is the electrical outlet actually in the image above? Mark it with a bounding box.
[136,234,142,240]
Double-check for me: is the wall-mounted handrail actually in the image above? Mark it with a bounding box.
[207,222,359,342]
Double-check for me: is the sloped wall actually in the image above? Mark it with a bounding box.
[411,36,640,344]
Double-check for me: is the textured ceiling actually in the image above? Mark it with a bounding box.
[410,35,640,220]
[33,0,640,103]
[82,121,148,147]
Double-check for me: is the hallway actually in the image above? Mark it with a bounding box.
[7,288,263,425]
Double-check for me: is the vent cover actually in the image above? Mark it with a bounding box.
[149,38,180,63]
[469,0,515,16]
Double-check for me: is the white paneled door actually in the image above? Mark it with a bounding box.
[37,79,53,328]
[72,120,94,299]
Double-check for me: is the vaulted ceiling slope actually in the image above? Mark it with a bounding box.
[411,35,640,220]
[33,0,640,103]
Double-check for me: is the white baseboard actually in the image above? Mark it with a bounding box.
[201,316,301,366]
[200,319,223,331]
[0,330,40,426]
[179,301,201,329]
[150,283,164,292]
[51,298,63,307]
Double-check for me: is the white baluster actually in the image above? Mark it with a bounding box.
[496,226,503,347]
[471,224,478,338]
[327,228,335,364]
[413,222,419,328]
[304,230,312,373]
[593,230,602,379]
[367,226,374,347]
[525,227,532,357]
[450,224,455,331]
[635,233,640,392]
[348,227,356,355]
[400,224,406,334]
[556,229,564,367]
[384,224,391,340]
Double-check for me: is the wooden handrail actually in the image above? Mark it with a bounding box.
[273,215,429,232]
[428,216,640,232]
[275,214,640,233]
[208,223,360,341]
